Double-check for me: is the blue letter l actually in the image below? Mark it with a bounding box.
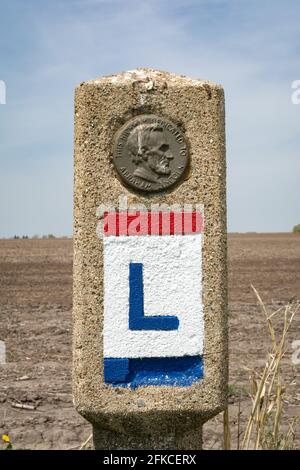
[129,262,179,331]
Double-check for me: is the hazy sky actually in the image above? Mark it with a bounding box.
[0,0,299,236]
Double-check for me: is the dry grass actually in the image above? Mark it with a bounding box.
[223,287,300,450]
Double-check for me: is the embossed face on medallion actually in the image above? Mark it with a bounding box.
[112,115,189,192]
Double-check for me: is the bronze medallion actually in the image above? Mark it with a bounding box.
[112,115,189,192]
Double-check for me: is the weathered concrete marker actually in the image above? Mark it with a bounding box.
[73,68,227,449]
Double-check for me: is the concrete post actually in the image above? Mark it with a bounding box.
[73,68,227,450]
[92,421,203,450]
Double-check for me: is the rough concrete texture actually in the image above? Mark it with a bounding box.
[93,421,203,450]
[73,68,227,449]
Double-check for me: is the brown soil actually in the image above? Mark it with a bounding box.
[0,234,299,449]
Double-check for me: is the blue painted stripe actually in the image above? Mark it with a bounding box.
[104,358,129,383]
[129,262,179,331]
[104,356,203,388]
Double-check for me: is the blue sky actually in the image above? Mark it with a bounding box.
[0,0,299,236]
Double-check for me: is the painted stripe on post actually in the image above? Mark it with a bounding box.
[103,210,204,388]
[104,356,203,388]
[103,211,204,236]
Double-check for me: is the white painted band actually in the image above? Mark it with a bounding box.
[103,234,203,359]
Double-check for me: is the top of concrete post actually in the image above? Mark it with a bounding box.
[79,67,222,90]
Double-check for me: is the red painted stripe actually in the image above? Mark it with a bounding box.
[103,211,204,236]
